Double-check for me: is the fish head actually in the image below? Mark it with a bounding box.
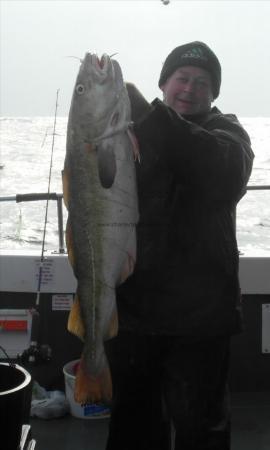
[68,53,130,141]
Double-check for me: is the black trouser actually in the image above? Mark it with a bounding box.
[105,331,231,450]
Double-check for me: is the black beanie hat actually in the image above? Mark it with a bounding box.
[158,41,221,99]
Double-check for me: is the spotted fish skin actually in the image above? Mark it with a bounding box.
[63,53,138,404]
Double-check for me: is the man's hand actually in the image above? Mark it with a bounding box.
[125,82,152,122]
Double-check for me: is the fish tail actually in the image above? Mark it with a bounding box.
[74,358,112,405]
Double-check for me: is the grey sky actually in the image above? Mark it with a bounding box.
[1,0,270,117]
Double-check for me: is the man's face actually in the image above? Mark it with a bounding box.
[160,66,214,116]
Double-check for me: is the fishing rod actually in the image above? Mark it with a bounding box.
[36,89,60,307]
[21,89,60,365]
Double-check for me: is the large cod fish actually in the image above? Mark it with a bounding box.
[62,53,139,404]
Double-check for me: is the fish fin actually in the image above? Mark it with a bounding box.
[97,143,116,189]
[68,295,85,341]
[65,214,85,340]
[127,128,140,163]
[118,252,136,285]
[74,358,112,405]
[62,168,70,209]
[105,307,119,340]
[118,231,137,285]
[65,218,75,267]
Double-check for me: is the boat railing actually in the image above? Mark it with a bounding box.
[245,185,270,191]
[0,185,269,254]
[0,193,65,253]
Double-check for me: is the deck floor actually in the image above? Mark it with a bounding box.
[30,392,270,450]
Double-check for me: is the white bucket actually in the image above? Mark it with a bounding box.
[63,359,110,419]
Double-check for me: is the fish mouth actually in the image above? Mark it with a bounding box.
[82,53,113,81]
[90,53,110,72]
[80,53,113,83]
[97,54,107,69]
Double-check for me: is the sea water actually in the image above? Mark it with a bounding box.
[0,116,269,254]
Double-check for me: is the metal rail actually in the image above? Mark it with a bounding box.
[0,185,269,254]
[0,193,65,254]
[246,185,270,190]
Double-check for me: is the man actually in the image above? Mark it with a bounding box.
[105,41,254,450]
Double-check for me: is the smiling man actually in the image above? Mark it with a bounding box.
[105,42,254,450]
[159,42,220,116]
[161,65,213,115]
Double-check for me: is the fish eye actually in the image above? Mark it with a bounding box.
[76,84,85,95]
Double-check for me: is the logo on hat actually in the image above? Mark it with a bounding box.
[181,47,208,61]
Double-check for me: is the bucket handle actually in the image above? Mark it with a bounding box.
[0,345,16,367]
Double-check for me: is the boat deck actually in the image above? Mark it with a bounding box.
[30,391,270,450]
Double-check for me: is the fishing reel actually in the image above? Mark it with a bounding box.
[19,342,52,366]
[19,309,52,366]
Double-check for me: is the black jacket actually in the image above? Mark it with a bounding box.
[117,97,254,336]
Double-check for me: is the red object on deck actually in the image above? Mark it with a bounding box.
[0,320,28,331]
